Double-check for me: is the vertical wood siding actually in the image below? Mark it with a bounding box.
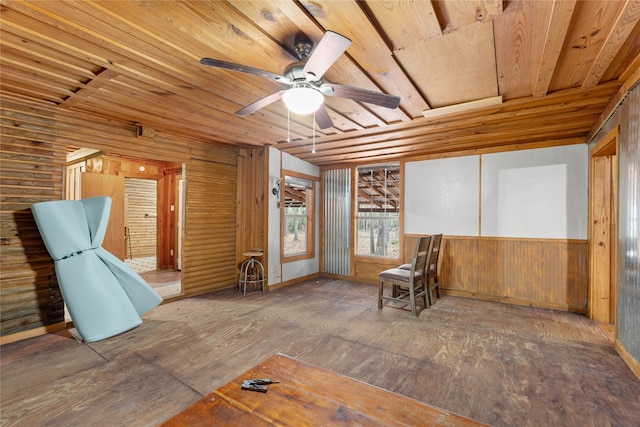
[0,98,66,336]
[357,234,588,312]
[441,236,588,312]
[157,170,179,270]
[236,149,267,283]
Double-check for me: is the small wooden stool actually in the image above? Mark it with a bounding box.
[238,251,265,295]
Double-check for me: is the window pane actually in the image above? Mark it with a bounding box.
[356,164,400,258]
[356,216,399,257]
[284,208,307,256]
[281,172,315,262]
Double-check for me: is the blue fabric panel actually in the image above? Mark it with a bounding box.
[80,196,111,248]
[31,200,91,261]
[31,196,162,342]
[55,252,143,342]
[97,248,163,315]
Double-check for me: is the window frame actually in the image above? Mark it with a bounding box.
[280,170,316,263]
[353,163,402,261]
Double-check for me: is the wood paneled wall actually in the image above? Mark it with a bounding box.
[441,236,588,312]
[353,234,420,281]
[353,235,588,312]
[236,148,267,280]
[1,94,241,341]
[157,168,180,270]
[182,159,238,296]
[0,97,66,338]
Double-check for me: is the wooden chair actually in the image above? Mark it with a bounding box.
[426,234,443,306]
[393,235,432,298]
[378,235,432,317]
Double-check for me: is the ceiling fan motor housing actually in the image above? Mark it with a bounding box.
[283,61,321,85]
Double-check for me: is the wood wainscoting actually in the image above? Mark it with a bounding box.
[352,235,588,313]
[441,236,588,312]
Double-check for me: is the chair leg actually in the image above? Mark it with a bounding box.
[428,279,440,306]
[421,280,429,309]
[378,280,384,310]
[409,284,417,317]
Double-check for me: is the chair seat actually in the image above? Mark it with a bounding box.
[397,263,411,270]
[379,268,424,282]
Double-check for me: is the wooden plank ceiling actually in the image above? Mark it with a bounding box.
[1,0,639,167]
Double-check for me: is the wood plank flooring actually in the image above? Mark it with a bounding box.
[1,278,639,426]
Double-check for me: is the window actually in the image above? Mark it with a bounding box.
[355,164,400,259]
[281,172,316,261]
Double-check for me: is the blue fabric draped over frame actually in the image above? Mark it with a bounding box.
[31,196,162,342]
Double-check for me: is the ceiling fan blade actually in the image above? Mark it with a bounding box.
[322,83,401,109]
[200,58,291,84]
[315,105,334,129]
[235,90,287,116]
[302,31,351,82]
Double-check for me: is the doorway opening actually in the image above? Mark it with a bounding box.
[123,178,181,298]
[65,148,184,303]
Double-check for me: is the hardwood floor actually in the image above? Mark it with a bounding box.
[1,278,639,426]
[126,256,182,298]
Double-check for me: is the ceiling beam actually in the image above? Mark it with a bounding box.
[422,96,502,119]
[533,0,578,97]
[60,67,119,109]
[582,0,640,88]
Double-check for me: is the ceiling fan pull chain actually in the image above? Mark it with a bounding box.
[312,112,316,154]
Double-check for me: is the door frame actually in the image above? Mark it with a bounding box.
[588,126,619,329]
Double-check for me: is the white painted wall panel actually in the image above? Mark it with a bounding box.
[269,148,321,285]
[268,147,282,285]
[481,145,588,239]
[282,152,320,178]
[405,156,480,235]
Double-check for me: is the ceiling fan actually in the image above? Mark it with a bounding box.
[199,31,401,129]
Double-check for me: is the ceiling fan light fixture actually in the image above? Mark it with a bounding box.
[282,84,324,115]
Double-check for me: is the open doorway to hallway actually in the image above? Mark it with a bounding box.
[123,178,181,299]
[65,148,184,303]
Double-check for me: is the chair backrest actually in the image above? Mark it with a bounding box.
[417,235,433,253]
[411,235,432,279]
[427,234,443,280]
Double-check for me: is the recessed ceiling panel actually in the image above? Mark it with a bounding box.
[395,22,498,108]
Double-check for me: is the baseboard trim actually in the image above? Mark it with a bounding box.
[441,289,587,313]
[268,272,320,291]
[615,339,640,380]
[0,322,67,346]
